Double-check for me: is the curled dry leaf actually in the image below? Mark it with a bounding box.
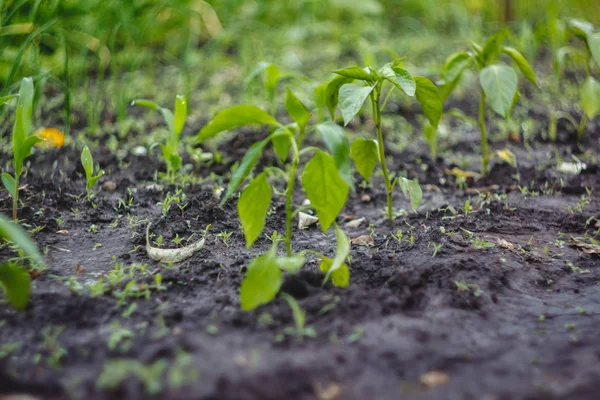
[568,236,600,255]
[351,235,374,246]
[496,237,515,249]
[145,224,205,263]
[298,212,319,229]
[420,370,449,388]
[313,382,343,400]
[345,217,365,228]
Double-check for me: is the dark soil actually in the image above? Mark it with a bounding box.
[1,105,600,400]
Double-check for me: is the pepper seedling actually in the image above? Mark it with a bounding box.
[196,87,352,311]
[550,19,600,142]
[329,61,441,219]
[81,145,105,204]
[437,31,537,175]
[132,95,187,183]
[1,77,43,220]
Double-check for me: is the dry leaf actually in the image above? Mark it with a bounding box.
[444,168,481,180]
[351,235,374,246]
[361,194,371,203]
[56,230,69,234]
[298,212,318,229]
[496,238,515,249]
[568,236,600,255]
[314,382,343,400]
[345,218,365,229]
[145,224,205,263]
[420,371,449,388]
[465,184,500,194]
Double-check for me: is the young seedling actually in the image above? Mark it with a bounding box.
[1,77,43,220]
[132,95,187,183]
[80,145,104,204]
[329,60,441,219]
[550,19,600,142]
[438,31,537,175]
[196,89,352,311]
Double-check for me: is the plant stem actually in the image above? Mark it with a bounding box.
[577,115,588,143]
[285,139,300,256]
[371,86,393,220]
[478,89,489,176]
[12,175,18,220]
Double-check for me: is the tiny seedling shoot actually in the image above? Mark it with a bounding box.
[438,31,537,175]
[196,86,352,311]
[81,145,105,204]
[329,60,441,219]
[132,95,187,183]
[1,77,43,220]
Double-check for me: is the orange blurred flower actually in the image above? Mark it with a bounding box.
[35,128,65,148]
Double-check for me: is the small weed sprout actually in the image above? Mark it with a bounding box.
[81,145,104,204]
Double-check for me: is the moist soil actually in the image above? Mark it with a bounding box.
[1,107,600,400]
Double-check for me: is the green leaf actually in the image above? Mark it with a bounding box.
[0,262,31,310]
[133,99,174,133]
[568,19,594,41]
[0,94,18,105]
[196,105,280,142]
[580,77,600,120]
[239,244,281,311]
[1,173,15,198]
[423,123,438,159]
[397,178,422,211]
[319,258,349,288]
[338,83,375,126]
[440,52,472,84]
[271,130,291,162]
[81,145,94,180]
[333,66,375,81]
[285,89,311,132]
[479,64,518,119]
[280,293,306,331]
[0,214,43,263]
[589,34,600,68]
[315,122,354,191]
[132,99,160,110]
[15,135,41,177]
[350,138,379,181]
[414,77,442,127]
[244,61,271,88]
[502,47,537,86]
[221,138,269,205]
[238,172,272,248]
[380,65,416,96]
[302,151,349,232]
[276,254,306,274]
[322,223,350,285]
[482,31,505,62]
[325,75,353,119]
[265,64,280,93]
[174,95,187,136]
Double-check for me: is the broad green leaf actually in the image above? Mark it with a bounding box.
[174,95,187,136]
[502,47,537,85]
[479,64,518,119]
[381,65,416,96]
[0,262,31,310]
[271,131,290,162]
[322,223,350,285]
[414,77,442,127]
[302,151,349,232]
[440,52,472,83]
[239,244,281,311]
[238,172,272,248]
[580,77,600,119]
[350,138,379,181]
[325,75,353,119]
[589,34,600,68]
[397,178,422,211]
[285,89,311,132]
[482,31,505,62]
[338,83,375,126]
[319,257,349,288]
[196,105,280,142]
[0,214,43,263]
[12,78,34,161]
[315,122,354,191]
[81,145,94,180]
[277,254,306,274]
[333,66,375,82]
[221,138,269,205]
[1,173,15,198]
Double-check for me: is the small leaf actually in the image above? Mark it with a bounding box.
[423,123,438,159]
[240,244,281,311]
[174,95,187,136]
[319,257,350,288]
[580,77,600,120]
[271,130,291,162]
[285,89,311,132]
[265,64,280,93]
[494,149,517,168]
[196,105,280,142]
[380,65,416,96]
[315,122,354,191]
[440,52,472,84]
[502,47,537,86]
[333,66,375,81]
[589,34,600,68]
[338,83,375,126]
[132,99,160,110]
[81,145,94,180]
[482,31,505,62]
[1,173,16,198]
[350,137,379,182]
[277,254,306,274]
[280,293,306,331]
[238,172,272,248]
[0,94,18,105]
[414,77,442,127]
[398,178,423,211]
[0,214,43,263]
[568,19,594,41]
[322,223,350,285]
[325,75,353,119]
[0,262,31,310]
[302,150,349,232]
[221,138,268,205]
[479,64,518,119]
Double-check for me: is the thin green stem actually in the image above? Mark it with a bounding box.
[478,89,489,176]
[12,175,18,220]
[371,85,393,220]
[380,86,395,113]
[577,114,588,143]
[285,139,300,256]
